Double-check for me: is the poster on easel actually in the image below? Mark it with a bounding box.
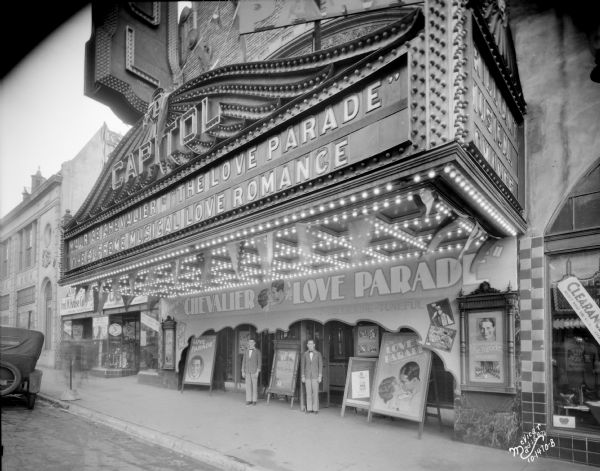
[182,335,217,392]
[266,341,301,408]
[368,332,432,430]
[341,357,378,416]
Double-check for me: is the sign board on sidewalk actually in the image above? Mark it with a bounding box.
[182,335,217,391]
[368,333,432,435]
[266,341,301,406]
[341,357,378,417]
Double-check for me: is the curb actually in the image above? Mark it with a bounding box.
[38,393,270,471]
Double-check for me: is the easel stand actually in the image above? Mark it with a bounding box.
[181,368,214,395]
[265,341,301,409]
[266,392,296,409]
[419,377,443,439]
[180,335,218,395]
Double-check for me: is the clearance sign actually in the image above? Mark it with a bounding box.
[557,276,600,345]
[67,67,408,270]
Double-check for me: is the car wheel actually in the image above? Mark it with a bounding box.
[0,361,22,396]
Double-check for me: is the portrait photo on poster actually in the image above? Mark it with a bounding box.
[425,325,456,352]
[182,335,217,386]
[186,355,204,380]
[427,299,455,327]
[468,311,504,384]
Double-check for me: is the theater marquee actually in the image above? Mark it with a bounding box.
[67,69,409,270]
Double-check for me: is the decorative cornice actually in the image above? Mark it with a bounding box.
[461,141,522,213]
[0,174,63,227]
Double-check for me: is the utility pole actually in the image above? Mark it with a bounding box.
[313,0,322,51]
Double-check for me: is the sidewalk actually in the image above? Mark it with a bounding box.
[38,367,591,471]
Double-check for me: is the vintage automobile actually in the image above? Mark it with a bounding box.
[0,327,44,409]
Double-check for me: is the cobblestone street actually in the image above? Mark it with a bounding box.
[1,398,217,471]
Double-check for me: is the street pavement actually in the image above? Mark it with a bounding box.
[1,396,219,471]
[28,367,594,471]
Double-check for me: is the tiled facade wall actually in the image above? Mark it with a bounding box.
[519,235,600,467]
[518,235,546,426]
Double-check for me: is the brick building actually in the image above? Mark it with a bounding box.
[0,124,121,367]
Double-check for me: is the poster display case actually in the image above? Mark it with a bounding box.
[458,283,518,394]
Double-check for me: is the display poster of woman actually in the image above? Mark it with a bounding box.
[370,332,432,422]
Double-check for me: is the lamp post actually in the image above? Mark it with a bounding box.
[161,316,177,370]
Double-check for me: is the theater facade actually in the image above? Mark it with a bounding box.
[61,0,533,451]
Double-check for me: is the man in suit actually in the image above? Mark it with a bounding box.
[241,338,261,405]
[301,339,323,414]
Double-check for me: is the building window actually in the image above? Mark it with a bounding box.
[17,286,36,307]
[0,294,9,311]
[18,222,36,270]
[17,310,32,329]
[545,160,600,433]
[550,250,600,433]
[0,239,8,278]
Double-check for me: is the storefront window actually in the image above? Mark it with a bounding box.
[61,318,94,371]
[90,316,107,369]
[107,313,140,371]
[550,250,600,432]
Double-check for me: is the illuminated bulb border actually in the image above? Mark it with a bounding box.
[72,179,487,297]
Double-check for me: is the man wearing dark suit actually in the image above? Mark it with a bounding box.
[301,339,323,414]
[241,338,261,405]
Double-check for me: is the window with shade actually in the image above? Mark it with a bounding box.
[18,222,36,270]
[24,223,34,268]
[0,294,9,311]
[0,240,8,278]
[17,286,35,307]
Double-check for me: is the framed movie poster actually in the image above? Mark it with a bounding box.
[163,328,175,369]
[425,325,457,352]
[266,340,301,407]
[355,325,380,357]
[182,335,217,390]
[341,357,378,416]
[458,284,518,394]
[468,311,504,383]
[238,330,250,354]
[368,333,432,425]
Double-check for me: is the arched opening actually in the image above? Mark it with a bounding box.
[545,158,600,434]
[190,317,457,427]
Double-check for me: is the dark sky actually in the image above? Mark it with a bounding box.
[1,1,89,79]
